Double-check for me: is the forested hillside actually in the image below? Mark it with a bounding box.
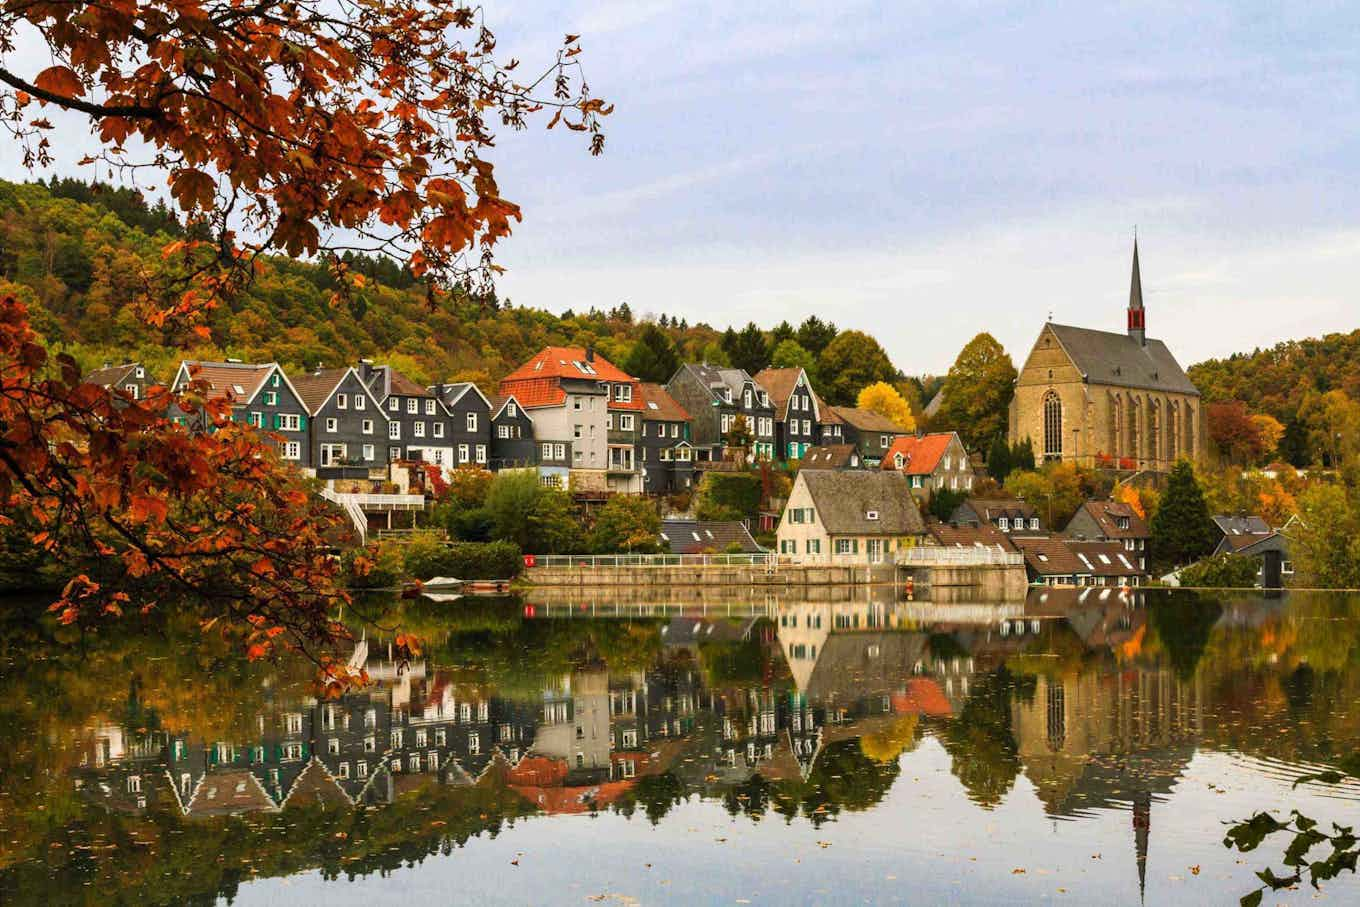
[1189,332,1360,466]
[0,178,896,401]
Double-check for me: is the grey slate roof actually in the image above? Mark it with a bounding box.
[829,405,903,432]
[1047,323,1198,396]
[660,519,762,554]
[799,470,925,535]
[680,363,760,402]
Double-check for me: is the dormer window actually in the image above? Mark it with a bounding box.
[614,384,632,403]
[1030,518,1040,530]
[894,453,904,469]
[866,510,880,521]
[999,517,1010,531]
[744,389,752,409]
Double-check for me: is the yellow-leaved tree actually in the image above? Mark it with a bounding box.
[857,381,916,432]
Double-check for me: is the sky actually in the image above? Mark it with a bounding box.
[5,1,1360,373]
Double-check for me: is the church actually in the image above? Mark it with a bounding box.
[1009,241,1202,471]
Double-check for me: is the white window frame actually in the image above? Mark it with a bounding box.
[336,393,347,409]
[413,421,426,438]
[354,394,365,410]
[432,421,444,438]
[325,417,338,433]
[466,412,478,432]
[362,419,373,435]
[458,443,470,463]
[389,422,401,439]
[278,413,301,431]
[282,441,301,460]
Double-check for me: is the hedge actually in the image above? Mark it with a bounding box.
[405,539,523,582]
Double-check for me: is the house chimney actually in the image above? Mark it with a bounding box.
[356,358,374,385]
[585,346,595,363]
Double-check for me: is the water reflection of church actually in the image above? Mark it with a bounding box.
[71,583,1204,870]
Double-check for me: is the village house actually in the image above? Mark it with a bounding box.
[1011,536,1145,586]
[429,382,493,472]
[1064,500,1150,572]
[290,366,389,474]
[1209,514,1293,584]
[354,361,460,470]
[84,361,154,402]
[1009,241,1202,471]
[948,497,1046,535]
[776,470,926,564]
[881,431,974,499]
[487,394,536,470]
[638,382,694,494]
[753,366,824,461]
[823,405,909,467]
[665,363,776,461]
[170,360,311,467]
[498,346,642,493]
[798,444,863,470]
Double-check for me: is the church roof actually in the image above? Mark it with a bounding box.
[1046,323,1199,396]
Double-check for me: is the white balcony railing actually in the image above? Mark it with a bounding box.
[898,545,1024,567]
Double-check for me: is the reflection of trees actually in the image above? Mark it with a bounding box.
[934,669,1028,808]
[1148,593,1222,681]
[614,772,688,825]
[803,739,899,817]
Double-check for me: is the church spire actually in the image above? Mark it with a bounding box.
[1133,790,1151,903]
[1128,235,1146,345]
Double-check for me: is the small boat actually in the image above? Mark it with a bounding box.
[421,576,463,589]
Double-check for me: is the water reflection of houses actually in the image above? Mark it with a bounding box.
[74,585,1209,836]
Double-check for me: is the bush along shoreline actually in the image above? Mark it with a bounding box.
[343,536,523,589]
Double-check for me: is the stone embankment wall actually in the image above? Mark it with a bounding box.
[522,563,898,587]
[522,562,1028,594]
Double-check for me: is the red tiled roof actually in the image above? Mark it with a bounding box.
[501,346,633,383]
[499,346,642,410]
[881,433,956,475]
[386,368,431,397]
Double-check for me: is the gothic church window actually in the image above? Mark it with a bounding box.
[1043,391,1063,460]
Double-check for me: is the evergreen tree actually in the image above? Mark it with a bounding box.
[1010,437,1036,472]
[722,322,770,375]
[987,435,1012,483]
[796,316,838,356]
[1150,461,1217,569]
[622,323,681,383]
[769,320,796,349]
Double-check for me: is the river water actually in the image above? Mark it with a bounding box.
[2,587,1358,905]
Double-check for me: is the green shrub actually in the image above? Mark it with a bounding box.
[343,541,405,589]
[401,531,449,581]
[696,473,761,521]
[404,540,524,581]
[1179,552,1260,588]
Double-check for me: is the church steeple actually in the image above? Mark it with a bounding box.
[1128,236,1146,345]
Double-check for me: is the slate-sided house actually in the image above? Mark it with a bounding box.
[1064,500,1150,571]
[665,364,776,461]
[356,361,459,471]
[290,366,389,473]
[776,470,926,564]
[949,497,1046,535]
[825,406,910,466]
[170,360,311,467]
[84,362,154,402]
[498,346,645,493]
[487,393,536,469]
[638,382,694,494]
[753,366,824,461]
[1209,514,1292,581]
[881,432,974,499]
[430,381,493,471]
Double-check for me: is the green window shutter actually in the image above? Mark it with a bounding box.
[299,414,307,431]
[272,413,280,429]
